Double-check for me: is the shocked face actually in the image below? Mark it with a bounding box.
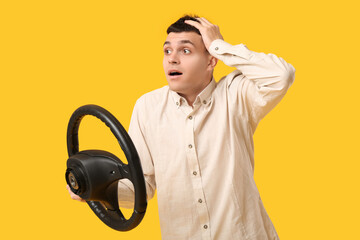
[163,32,214,98]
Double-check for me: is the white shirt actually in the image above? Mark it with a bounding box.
[118,39,295,239]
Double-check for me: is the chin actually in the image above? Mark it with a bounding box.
[168,86,183,93]
[167,81,184,92]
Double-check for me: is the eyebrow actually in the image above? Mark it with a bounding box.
[163,40,196,47]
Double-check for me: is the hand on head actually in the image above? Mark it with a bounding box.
[184,17,224,51]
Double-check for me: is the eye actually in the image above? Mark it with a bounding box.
[183,49,191,54]
[164,49,172,54]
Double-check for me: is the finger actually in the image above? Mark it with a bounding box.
[71,193,85,202]
[67,184,84,201]
[184,19,203,30]
[67,184,74,194]
[184,19,201,26]
[198,17,212,26]
[194,18,209,27]
[75,196,85,202]
[76,196,85,202]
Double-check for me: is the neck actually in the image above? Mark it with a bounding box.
[179,78,212,107]
[180,94,196,107]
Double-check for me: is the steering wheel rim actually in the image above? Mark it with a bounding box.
[66,104,147,231]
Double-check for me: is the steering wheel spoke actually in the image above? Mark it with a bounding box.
[118,163,131,180]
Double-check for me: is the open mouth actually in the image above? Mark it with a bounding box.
[169,71,183,76]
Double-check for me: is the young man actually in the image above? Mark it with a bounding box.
[68,15,295,239]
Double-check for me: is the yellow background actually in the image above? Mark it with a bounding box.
[1,0,359,239]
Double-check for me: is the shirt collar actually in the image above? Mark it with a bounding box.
[170,78,216,108]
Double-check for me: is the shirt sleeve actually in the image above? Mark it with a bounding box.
[117,96,156,209]
[209,39,295,132]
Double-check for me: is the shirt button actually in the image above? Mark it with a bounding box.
[188,144,193,149]
[188,116,193,120]
[203,100,207,104]
[204,225,208,229]
[198,199,202,203]
[176,102,179,106]
[193,171,197,176]
[215,47,219,51]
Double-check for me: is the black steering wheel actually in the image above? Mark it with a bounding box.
[65,104,147,231]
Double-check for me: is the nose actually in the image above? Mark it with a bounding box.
[168,53,180,64]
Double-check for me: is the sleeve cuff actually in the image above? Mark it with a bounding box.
[209,39,252,60]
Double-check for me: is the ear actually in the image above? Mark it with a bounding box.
[207,56,218,70]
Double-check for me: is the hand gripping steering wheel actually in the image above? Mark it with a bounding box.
[65,104,147,231]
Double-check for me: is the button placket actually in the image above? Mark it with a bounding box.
[183,111,211,239]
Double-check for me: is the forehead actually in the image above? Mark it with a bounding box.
[164,32,204,49]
